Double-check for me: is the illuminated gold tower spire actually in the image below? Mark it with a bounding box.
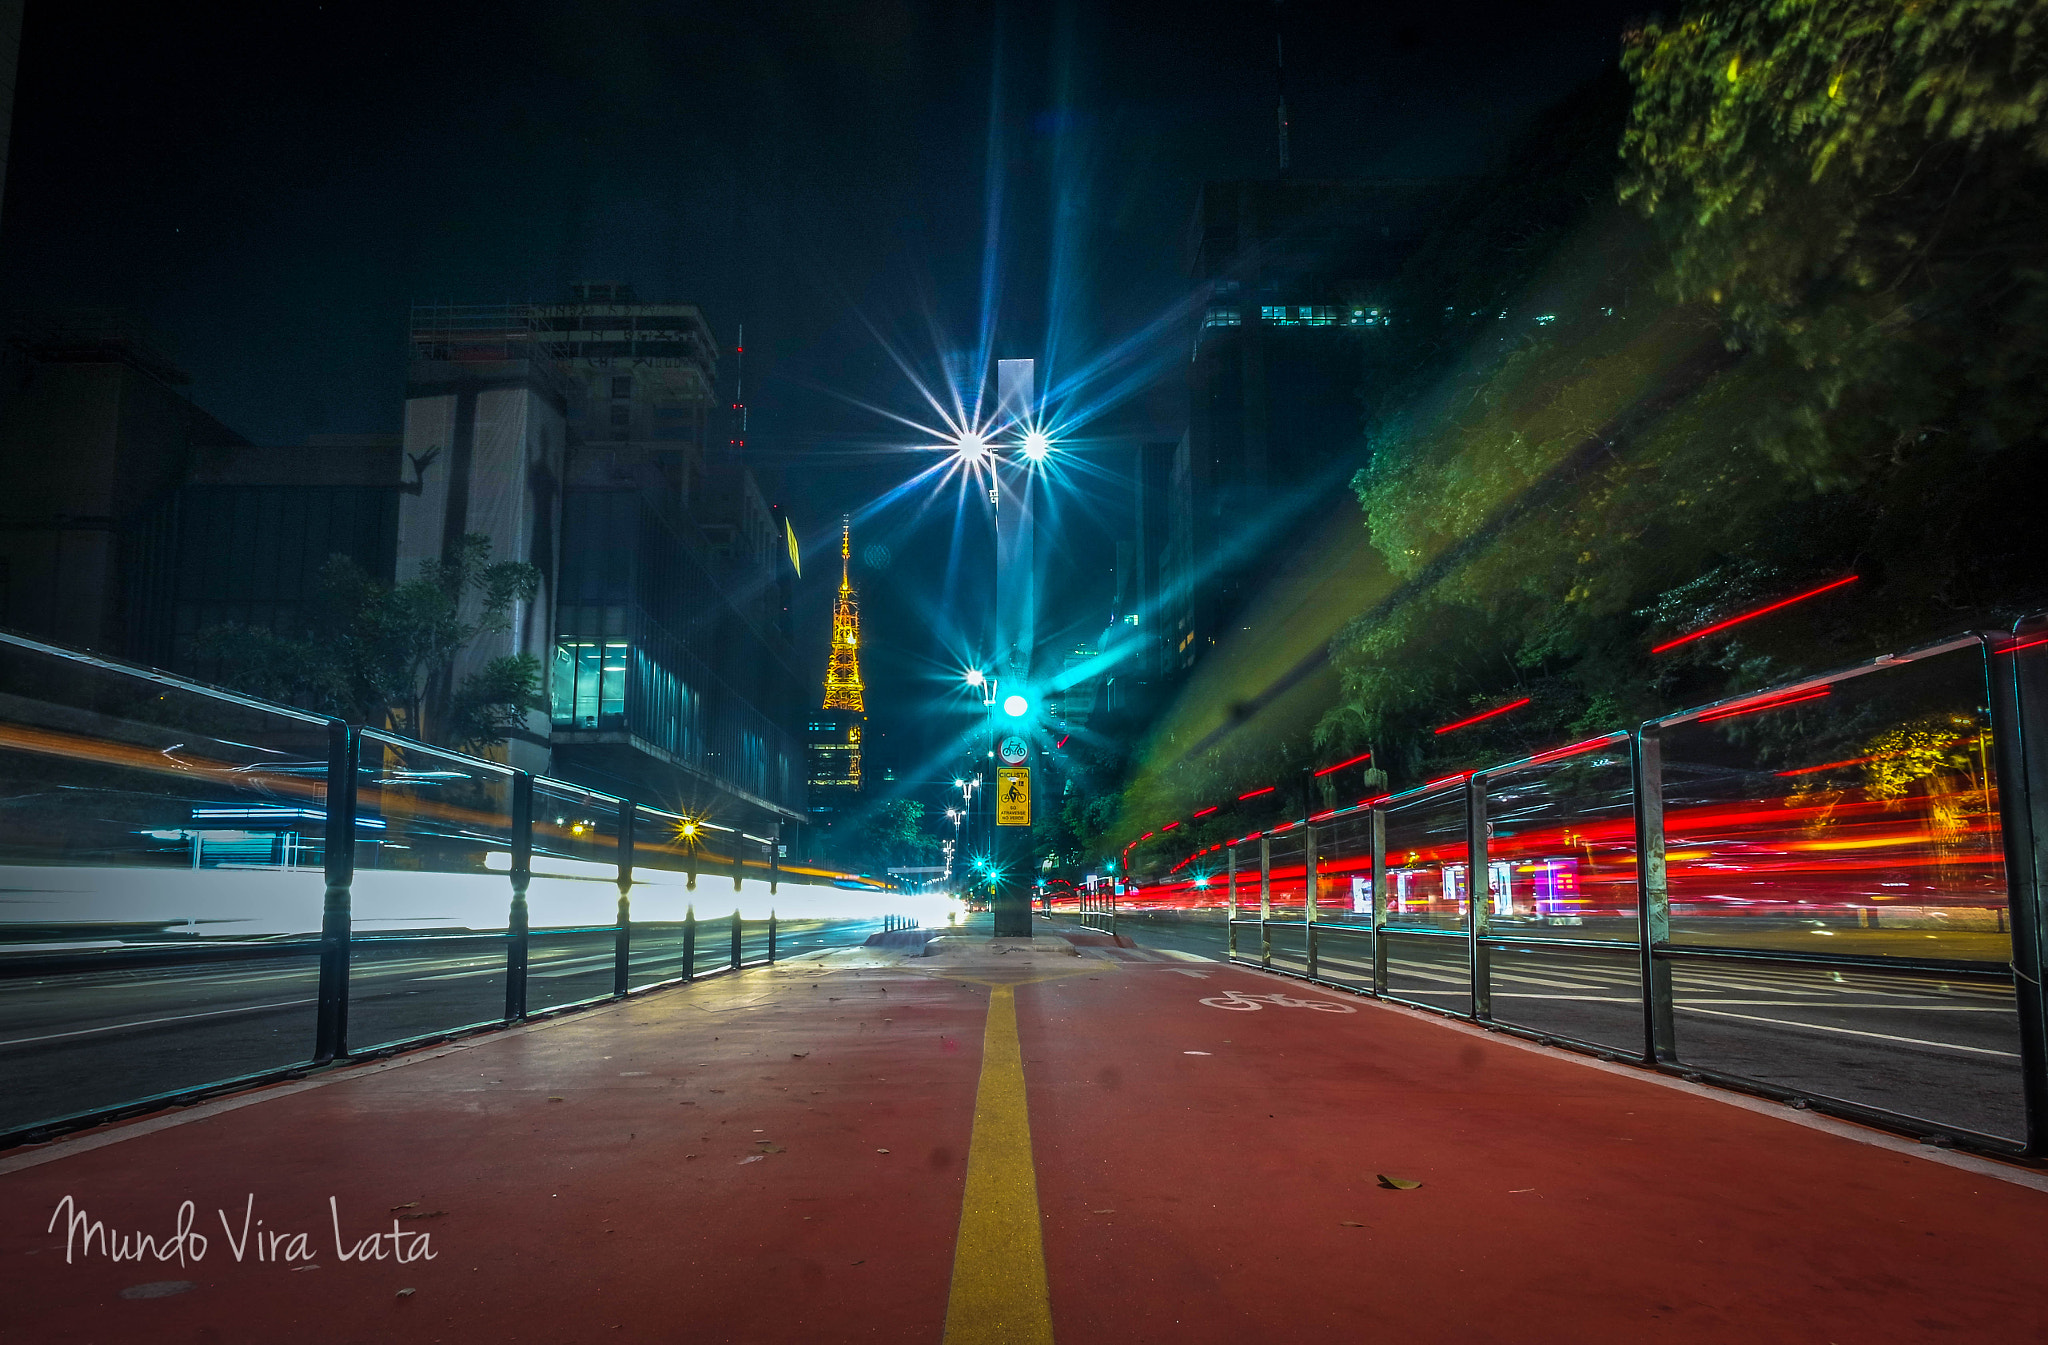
[823,515,865,713]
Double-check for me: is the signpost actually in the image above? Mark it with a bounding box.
[996,767,1031,826]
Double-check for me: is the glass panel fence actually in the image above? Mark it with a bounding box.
[526,779,626,1011]
[1661,643,2007,963]
[1265,831,1307,918]
[1310,924,1374,991]
[1315,814,1374,931]
[0,633,330,1131]
[1383,932,1470,1016]
[628,805,718,988]
[1479,742,1643,1050]
[1485,941,1640,1053]
[349,732,514,1049]
[1483,742,1637,942]
[1383,786,1469,933]
[1666,959,2023,1142]
[1656,642,2023,1141]
[1264,920,1309,975]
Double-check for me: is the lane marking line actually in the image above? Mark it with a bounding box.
[1672,1004,2021,1057]
[1222,961,2048,1194]
[942,982,1055,1345]
[0,998,317,1050]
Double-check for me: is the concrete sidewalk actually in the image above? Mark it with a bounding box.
[2,923,2043,1343]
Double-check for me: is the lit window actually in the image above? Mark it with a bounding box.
[1261,305,1287,322]
[551,641,629,727]
[1203,306,1241,329]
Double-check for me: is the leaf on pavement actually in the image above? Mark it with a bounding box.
[1376,1175,1421,1190]
[1339,1221,1367,1228]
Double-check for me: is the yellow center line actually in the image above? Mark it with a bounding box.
[942,981,1055,1344]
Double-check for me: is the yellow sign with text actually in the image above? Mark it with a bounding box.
[996,767,1031,826]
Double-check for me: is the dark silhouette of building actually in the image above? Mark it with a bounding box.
[0,313,252,655]
[1164,178,1450,672]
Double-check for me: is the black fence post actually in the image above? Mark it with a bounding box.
[614,802,634,998]
[768,911,778,963]
[730,908,743,969]
[1259,835,1273,969]
[506,771,533,1021]
[1370,804,1388,996]
[1990,621,2048,1156]
[1468,773,1491,1023]
[314,720,357,1063]
[683,906,697,982]
[1226,846,1238,960]
[1304,825,1319,980]
[1631,729,1677,1064]
[769,822,781,897]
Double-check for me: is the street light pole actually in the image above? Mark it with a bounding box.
[990,357,1038,938]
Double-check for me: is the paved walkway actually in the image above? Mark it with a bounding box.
[3,921,2045,1342]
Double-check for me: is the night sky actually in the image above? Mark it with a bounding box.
[0,0,1644,798]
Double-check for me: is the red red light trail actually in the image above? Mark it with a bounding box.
[1433,699,1530,735]
[1312,750,1372,777]
[1238,786,1275,800]
[1191,806,1218,818]
[1650,576,1858,654]
[1697,687,1831,723]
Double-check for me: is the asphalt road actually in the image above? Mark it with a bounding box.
[0,918,889,1135]
[5,907,2025,1146]
[1104,909,2028,1143]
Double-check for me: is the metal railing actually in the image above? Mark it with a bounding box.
[0,629,901,1148]
[1195,621,2048,1161]
[1076,888,1119,936]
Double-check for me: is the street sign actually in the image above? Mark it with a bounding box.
[998,734,1029,765]
[996,767,1031,826]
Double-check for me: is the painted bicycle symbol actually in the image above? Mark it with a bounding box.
[1198,989,1356,1014]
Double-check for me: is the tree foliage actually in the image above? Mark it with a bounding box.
[1622,0,2048,481]
[1119,2,2048,871]
[197,533,544,753]
[833,798,943,875]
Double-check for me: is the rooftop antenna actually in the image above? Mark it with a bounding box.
[1273,1,1291,176]
[731,322,747,448]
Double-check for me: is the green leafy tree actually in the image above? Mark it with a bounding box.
[1621,0,2048,483]
[835,798,942,875]
[198,533,543,752]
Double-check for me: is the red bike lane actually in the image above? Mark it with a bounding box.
[1018,955,2048,1344]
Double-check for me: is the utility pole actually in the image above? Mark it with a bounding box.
[991,358,1038,937]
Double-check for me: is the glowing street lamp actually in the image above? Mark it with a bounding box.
[1020,429,1052,462]
[955,431,990,464]
[1002,693,1029,718]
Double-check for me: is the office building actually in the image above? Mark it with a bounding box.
[1165,178,1449,672]
[402,286,805,841]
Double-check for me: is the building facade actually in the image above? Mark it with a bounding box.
[400,287,805,841]
[1165,178,1450,673]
